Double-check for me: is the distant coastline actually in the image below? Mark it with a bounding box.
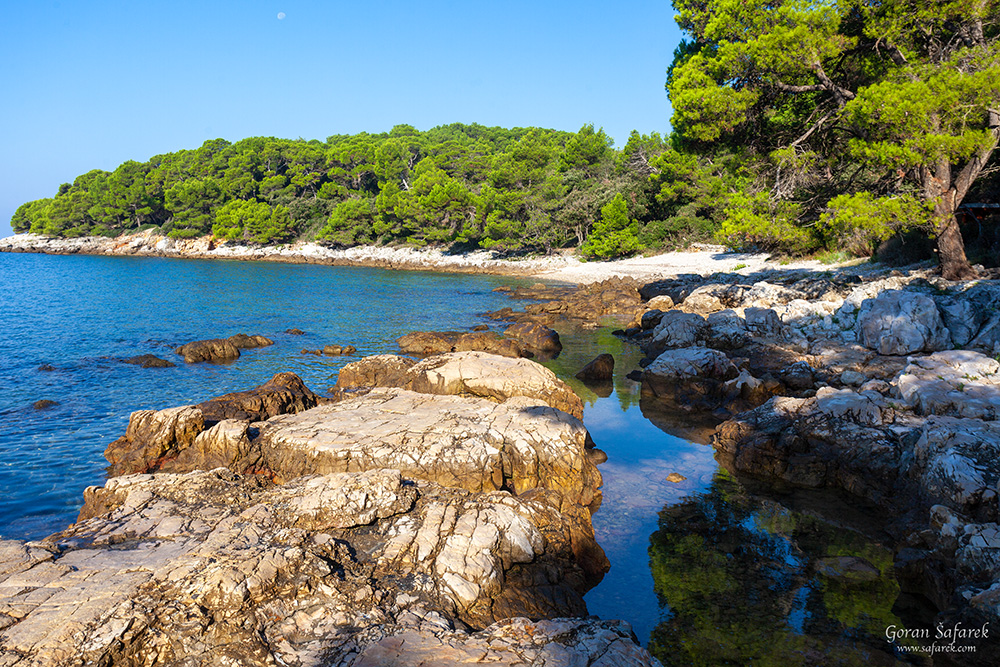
[0,231,843,285]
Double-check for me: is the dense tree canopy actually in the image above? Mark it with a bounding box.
[667,0,1000,278]
[11,124,683,257]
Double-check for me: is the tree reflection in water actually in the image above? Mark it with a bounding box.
[647,472,926,666]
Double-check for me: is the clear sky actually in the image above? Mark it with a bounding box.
[0,1,682,237]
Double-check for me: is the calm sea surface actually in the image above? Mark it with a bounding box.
[0,252,925,663]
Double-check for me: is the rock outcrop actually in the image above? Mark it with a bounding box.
[397,330,526,359]
[174,334,275,363]
[0,468,622,665]
[104,372,321,476]
[336,351,585,420]
[0,355,651,667]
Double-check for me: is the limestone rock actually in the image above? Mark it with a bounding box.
[0,468,616,665]
[255,388,600,511]
[646,311,707,357]
[704,309,749,350]
[397,331,460,356]
[642,347,738,408]
[104,373,321,476]
[337,351,584,420]
[855,290,950,355]
[350,617,660,667]
[454,331,525,358]
[896,350,1000,420]
[336,354,416,390]
[398,331,526,359]
[104,405,205,476]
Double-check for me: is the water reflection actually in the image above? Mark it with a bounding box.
[648,472,922,666]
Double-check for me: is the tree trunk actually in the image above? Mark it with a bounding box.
[921,153,978,281]
[933,195,978,281]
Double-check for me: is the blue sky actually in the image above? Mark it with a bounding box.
[0,1,682,236]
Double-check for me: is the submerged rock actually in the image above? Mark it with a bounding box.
[123,354,175,368]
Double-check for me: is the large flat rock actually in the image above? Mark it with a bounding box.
[0,468,619,665]
[257,387,601,512]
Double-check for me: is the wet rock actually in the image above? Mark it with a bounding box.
[227,333,275,349]
[855,290,950,355]
[32,399,58,410]
[336,351,584,420]
[37,364,55,372]
[642,347,739,408]
[503,322,562,355]
[666,472,687,483]
[175,337,241,363]
[284,328,305,335]
[123,354,175,368]
[575,353,614,382]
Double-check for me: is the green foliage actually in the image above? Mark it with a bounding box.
[716,192,817,254]
[213,199,295,244]
[581,193,641,259]
[666,0,1000,273]
[819,193,932,256]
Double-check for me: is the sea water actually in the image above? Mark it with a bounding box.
[0,251,926,663]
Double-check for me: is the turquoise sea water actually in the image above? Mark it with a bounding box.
[0,252,929,664]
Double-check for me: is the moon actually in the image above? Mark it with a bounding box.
[277,12,286,19]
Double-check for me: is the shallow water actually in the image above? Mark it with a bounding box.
[0,252,930,663]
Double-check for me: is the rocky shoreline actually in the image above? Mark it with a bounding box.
[0,231,841,284]
[6,240,1000,663]
[0,352,656,666]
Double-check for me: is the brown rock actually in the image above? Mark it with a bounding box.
[196,371,321,425]
[575,353,615,382]
[32,399,58,410]
[227,333,274,349]
[175,338,241,364]
[123,354,175,368]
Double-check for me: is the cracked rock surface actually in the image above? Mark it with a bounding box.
[1,355,649,667]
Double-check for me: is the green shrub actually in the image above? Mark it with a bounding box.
[716,192,817,255]
[581,193,641,259]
